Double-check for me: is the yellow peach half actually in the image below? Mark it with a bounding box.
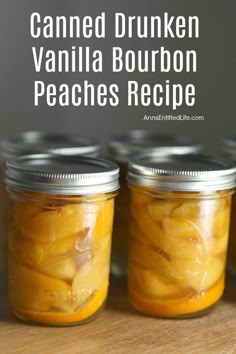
[148,200,182,221]
[92,199,114,241]
[129,263,184,298]
[15,204,98,243]
[38,257,77,282]
[72,256,109,307]
[171,256,225,291]
[128,239,185,286]
[9,262,71,312]
[9,227,44,266]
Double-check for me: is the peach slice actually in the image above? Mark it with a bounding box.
[72,233,111,300]
[93,231,111,254]
[129,264,182,298]
[16,204,98,242]
[129,239,185,286]
[72,256,109,307]
[171,256,225,291]
[9,262,71,312]
[160,217,206,259]
[204,232,228,256]
[172,199,222,219]
[131,209,205,259]
[129,276,224,317]
[45,227,91,258]
[148,200,182,221]
[92,199,114,241]
[14,288,108,324]
[212,208,230,238]
[131,191,152,207]
[39,257,77,282]
[131,207,163,245]
[129,218,151,246]
[13,200,41,228]
[9,228,44,266]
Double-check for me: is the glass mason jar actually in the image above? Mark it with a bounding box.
[221,136,236,275]
[107,130,201,277]
[127,153,236,318]
[0,131,101,279]
[6,154,119,326]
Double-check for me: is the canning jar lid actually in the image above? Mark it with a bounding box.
[107,130,201,162]
[0,131,101,161]
[6,154,119,195]
[221,135,236,161]
[128,153,236,192]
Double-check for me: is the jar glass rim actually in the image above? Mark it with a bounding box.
[0,131,101,161]
[107,130,201,162]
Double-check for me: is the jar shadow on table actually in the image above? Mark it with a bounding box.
[222,272,236,304]
[106,276,137,316]
[0,285,16,323]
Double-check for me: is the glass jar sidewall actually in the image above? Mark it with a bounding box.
[8,187,115,325]
[127,183,232,317]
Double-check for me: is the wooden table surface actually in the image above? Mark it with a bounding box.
[0,275,236,354]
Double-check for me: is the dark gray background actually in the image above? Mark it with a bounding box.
[0,0,235,151]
